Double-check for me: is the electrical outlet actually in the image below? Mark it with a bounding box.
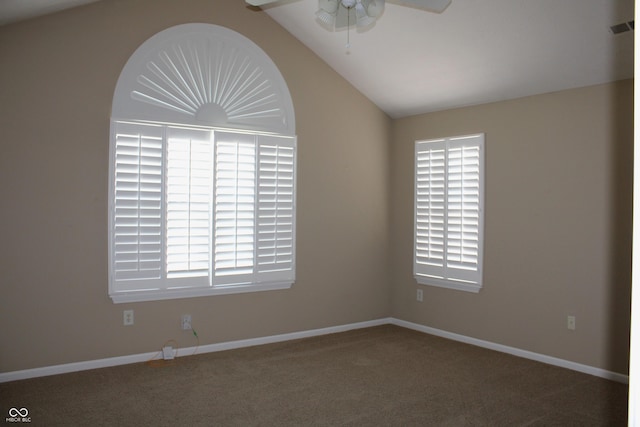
[417,289,423,302]
[567,315,576,330]
[123,309,134,326]
[181,314,192,330]
[162,346,175,360]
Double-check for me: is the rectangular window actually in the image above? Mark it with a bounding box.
[109,121,296,303]
[414,134,484,293]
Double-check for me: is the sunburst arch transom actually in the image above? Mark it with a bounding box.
[112,23,295,135]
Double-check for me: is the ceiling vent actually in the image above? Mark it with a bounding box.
[610,20,634,35]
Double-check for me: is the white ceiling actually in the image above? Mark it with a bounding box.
[0,0,634,118]
[264,0,634,118]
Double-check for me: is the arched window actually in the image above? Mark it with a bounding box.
[108,24,296,303]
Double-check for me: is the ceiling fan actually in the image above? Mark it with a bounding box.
[246,0,452,31]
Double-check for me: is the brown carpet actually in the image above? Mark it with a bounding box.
[0,325,628,426]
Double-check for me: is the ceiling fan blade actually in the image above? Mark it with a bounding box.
[389,0,451,13]
[246,0,281,6]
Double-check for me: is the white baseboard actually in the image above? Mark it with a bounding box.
[390,318,629,384]
[183,318,392,357]
[0,318,390,383]
[0,317,628,384]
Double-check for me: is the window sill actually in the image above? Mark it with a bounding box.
[415,276,481,293]
[110,281,293,304]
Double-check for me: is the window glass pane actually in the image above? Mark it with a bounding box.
[166,127,214,278]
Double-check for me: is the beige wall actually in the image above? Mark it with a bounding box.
[0,0,632,377]
[0,0,391,372]
[390,80,633,374]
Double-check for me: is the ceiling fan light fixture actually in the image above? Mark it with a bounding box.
[355,1,376,28]
[316,0,339,28]
[366,0,385,18]
[316,9,336,28]
[319,0,340,13]
[316,0,386,32]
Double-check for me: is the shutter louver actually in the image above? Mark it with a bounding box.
[111,122,164,286]
[257,136,295,282]
[214,133,256,281]
[166,127,213,283]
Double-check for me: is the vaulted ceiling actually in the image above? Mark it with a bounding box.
[1,0,634,118]
[263,0,634,117]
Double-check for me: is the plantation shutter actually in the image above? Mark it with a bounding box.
[415,140,447,277]
[445,137,482,283]
[109,122,296,300]
[213,132,257,284]
[256,135,296,283]
[165,127,213,286]
[414,134,484,290]
[212,132,296,286]
[110,121,164,290]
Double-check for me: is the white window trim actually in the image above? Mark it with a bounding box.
[108,24,296,303]
[414,133,485,293]
[108,121,296,303]
[110,276,293,304]
[414,276,482,294]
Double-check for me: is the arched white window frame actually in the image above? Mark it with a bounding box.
[108,24,296,303]
[112,23,295,134]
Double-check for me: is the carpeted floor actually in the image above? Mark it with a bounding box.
[0,325,628,426]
